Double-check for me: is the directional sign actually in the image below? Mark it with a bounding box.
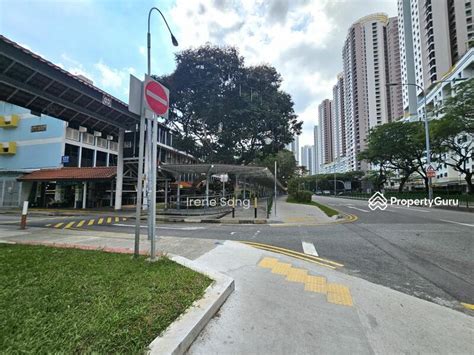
[426,165,436,178]
[144,75,169,116]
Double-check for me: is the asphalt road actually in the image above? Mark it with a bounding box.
[3,196,473,313]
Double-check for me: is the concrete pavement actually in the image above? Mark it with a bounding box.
[1,224,472,354]
[268,196,335,225]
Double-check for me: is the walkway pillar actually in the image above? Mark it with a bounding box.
[114,128,124,210]
[177,175,181,209]
[205,174,209,208]
[164,179,168,209]
[82,181,87,209]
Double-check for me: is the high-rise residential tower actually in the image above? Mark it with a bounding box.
[300,145,314,175]
[318,99,333,165]
[285,135,300,164]
[398,0,472,118]
[332,73,346,159]
[313,125,321,175]
[342,13,400,171]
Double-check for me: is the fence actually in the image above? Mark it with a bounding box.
[338,192,473,209]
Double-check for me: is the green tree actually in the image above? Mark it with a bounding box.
[156,44,302,163]
[252,149,297,186]
[431,79,474,193]
[359,121,433,192]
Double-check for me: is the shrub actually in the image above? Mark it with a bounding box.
[289,190,313,203]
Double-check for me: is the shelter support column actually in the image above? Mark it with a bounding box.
[114,128,124,210]
[82,182,87,209]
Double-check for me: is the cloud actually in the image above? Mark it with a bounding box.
[169,0,396,146]
[94,61,136,96]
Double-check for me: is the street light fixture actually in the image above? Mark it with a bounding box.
[386,78,468,202]
[135,7,178,260]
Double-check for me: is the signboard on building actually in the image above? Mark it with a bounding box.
[61,156,70,164]
[31,124,47,132]
[102,95,112,108]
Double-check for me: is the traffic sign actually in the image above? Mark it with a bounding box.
[144,75,169,116]
[426,165,436,178]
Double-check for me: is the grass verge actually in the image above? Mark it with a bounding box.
[0,244,212,353]
[286,196,340,217]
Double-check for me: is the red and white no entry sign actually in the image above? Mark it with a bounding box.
[144,75,169,116]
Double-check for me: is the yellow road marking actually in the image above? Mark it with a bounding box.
[98,218,104,225]
[461,302,474,310]
[54,223,64,228]
[76,220,85,228]
[64,221,75,229]
[247,243,337,269]
[107,217,112,223]
[115,217,119,222]
[45,224,51,227]
[88,219,95,226]
[123,217,127,221]
[241,241,343,267]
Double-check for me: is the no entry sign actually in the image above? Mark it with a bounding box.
[144,75,169,116]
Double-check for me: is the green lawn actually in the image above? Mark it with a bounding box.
[286,196,340,217]
[0,244,212,354]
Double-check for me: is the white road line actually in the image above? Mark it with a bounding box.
[302,241,319,256]
[113,223,205,231]
[346,206,370,213]
[390,206,430,213]
[440,219,474,228]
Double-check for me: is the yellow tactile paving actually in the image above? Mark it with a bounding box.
[258,257,353,307]
[258,257,279,269]
[304,276,327,293]
[326,284,353,306]
[271,262,292,275]
[286,268,308,283]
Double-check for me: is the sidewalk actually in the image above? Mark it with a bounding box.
[268,196,335,225]
[1,225,472,354]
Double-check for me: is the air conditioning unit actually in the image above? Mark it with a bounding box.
[79,126,87,133]
[94,131,102,137]
[0,142,17,155]
[0,114,19,128]
[106,135,114,141]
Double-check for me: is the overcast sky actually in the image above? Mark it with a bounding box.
[1,0,397,146]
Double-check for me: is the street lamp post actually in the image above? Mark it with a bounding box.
[135,7,178,260]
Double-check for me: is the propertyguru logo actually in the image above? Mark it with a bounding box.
[368,192,458,211]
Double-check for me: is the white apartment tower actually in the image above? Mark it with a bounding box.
[332,73,346,160]
[300,145,314,175]
[313,125,321,175]
[398,0,473,118]
[286,135,300,164]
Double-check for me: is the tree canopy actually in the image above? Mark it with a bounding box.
[156,44,302,164]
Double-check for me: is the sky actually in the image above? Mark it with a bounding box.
[0,0,397,146]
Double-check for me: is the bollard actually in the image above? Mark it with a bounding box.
[20,201,29,230]
[254,197,258,218]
